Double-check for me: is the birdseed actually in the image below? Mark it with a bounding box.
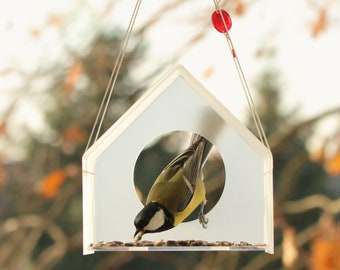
[90,240,265,249]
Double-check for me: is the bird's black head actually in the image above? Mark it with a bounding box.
[134,202,174,241]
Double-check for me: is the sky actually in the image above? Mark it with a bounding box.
[0,0,339,156]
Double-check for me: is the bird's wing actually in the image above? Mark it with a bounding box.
[149,137,207,212]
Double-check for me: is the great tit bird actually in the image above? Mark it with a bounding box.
[134,134,212,241]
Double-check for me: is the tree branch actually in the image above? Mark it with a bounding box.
[270,106,340,151]
[282,194,340,214]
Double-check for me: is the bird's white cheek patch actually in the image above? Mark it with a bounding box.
[144,209,165,231]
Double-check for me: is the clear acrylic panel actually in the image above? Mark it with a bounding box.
[82,65,273,254]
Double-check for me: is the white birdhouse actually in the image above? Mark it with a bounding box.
[82,65,273,255]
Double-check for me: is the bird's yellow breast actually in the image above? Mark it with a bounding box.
[173,179,205,226]
[146,154,207,228]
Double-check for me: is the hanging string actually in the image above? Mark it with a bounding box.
[86,0,269,151]
[212,0,270,150]
[85,0,143,151]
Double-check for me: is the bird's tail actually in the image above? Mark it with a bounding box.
[190,133,213,167]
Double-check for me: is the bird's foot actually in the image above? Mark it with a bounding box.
[198,200,208,229]
[199,212,208,229]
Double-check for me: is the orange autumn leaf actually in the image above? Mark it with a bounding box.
[311,237,340,270]
[62,125,86,144]
[325,152,340,177]
[310,144,326,163]
[30,28,42,39]
[42,169,66,199]
[311,214,340,270]
[0,122,7,136]
[311,8,328,37]
[65,61,83,94]
[202,66,215,80]
[47,14,64,29]
[234,0,246,16]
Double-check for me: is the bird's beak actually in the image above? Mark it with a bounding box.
[134,229,145,242]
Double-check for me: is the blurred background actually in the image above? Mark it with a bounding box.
[0,0,339,269]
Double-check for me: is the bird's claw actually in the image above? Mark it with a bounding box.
[199,200,208,229]
[199,212,209,229]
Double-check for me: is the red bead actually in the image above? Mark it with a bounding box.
[211,10,232,33]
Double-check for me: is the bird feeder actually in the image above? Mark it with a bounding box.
[82,65,273,254]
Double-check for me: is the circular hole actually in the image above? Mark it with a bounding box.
[133,130,226,223]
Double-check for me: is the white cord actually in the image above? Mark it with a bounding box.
[85,0,143,151]
[213,0,270,149]
[86,0,269,151]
